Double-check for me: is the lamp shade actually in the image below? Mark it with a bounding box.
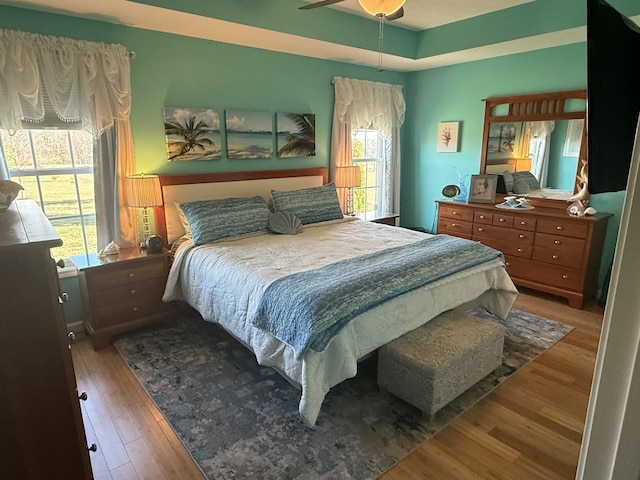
[126,174,163,208]
[334,165,361,188]
[357,0,405,16]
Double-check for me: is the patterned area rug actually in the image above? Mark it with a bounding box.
[114,307,573,480]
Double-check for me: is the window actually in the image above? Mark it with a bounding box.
[0,128,96,260]
[352,129,385,219]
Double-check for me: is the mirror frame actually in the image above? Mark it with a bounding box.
[479,89,587,196]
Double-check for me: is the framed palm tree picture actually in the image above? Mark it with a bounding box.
[276,113,316,158]
[225,109,273,159]
[163,107,221,161]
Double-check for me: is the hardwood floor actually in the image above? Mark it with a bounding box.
[73,288,604,479]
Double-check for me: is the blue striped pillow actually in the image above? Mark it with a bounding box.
[271,183,344,225]
[178,196,270,246]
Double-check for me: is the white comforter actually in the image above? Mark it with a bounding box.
[163,217,518,425]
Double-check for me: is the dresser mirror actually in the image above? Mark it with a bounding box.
[479,90,587,202]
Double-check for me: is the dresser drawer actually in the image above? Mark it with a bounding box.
[505,255,582,291]
[513,215,536,231]
[536,218,589,238]
[476,237,532,258]
[438,218,473,237]
[492,213,514,228]
[473,224,534,245]
[438,203,473,222]
[90,261,167,290]
[474,210,493,224]
[532,246,584,268]
[535,232,586,253]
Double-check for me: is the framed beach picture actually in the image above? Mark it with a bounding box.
[163,107,221,161]
[225,109,273,159]
[436,121,460,152]
[276,113,316,157]
[469,174,498,203]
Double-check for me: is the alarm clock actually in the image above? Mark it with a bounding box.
[145,235,165,254]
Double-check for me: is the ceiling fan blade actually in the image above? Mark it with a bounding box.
[299,0,346,10]
[385,6,404,21]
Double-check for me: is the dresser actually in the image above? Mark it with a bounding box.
[436,199,611,309]
[72,248,175,349]
[0,200,94,479]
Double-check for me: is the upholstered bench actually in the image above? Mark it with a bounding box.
[377,309,504,419]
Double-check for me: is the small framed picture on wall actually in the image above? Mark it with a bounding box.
[469,174,498,203]
[436,121,460,152]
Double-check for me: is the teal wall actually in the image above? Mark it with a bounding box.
[1,3,629,309]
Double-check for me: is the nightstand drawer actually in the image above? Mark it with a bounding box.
[90,261,166,290]
[93,277,167,309]
[94,298,172,326]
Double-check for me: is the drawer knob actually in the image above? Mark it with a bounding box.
[479,215,486,219]
[128,272,135,278]
[552,254,559,259]
[452,211,458,215]
[562,274,569,279]
[499,218,505,222]
[79,391,88,401]
[132,307,138,312]
[130,289,136,295]
[517,248,523,252]
[478,227,483,232]
[505,262,510,267]
[556,226,564,230]
[554,240,561,245]
[88,444,98,453]
[451,223,457,227]
[519,234,525,239]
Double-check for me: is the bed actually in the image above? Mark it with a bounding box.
[158,168,518,426]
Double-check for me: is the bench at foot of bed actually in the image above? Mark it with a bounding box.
[377,309,504,420]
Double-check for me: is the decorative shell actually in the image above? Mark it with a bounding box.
[0,179,24,215]
[584,206,597,215]
[268,211,303,235]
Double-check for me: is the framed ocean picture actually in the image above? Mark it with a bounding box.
[276,113,316,158]
[225,109,273,159]
[163,107,221,161]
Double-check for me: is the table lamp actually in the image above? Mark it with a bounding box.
[335,165,361,216]
[126,173,163,242]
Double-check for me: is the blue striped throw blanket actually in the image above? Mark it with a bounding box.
[251,234,504,359]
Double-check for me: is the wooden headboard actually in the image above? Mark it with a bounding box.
[153,168,329,245]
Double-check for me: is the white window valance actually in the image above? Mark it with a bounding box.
[332,76,405,135]
[0,29,131,137]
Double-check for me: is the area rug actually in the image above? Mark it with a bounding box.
[114,308,573,480]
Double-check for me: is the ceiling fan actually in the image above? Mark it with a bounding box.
[300,0,406,71]
[299,0,405,21]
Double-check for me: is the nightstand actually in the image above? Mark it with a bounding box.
[358,212,400,226]
[71,248,175,349]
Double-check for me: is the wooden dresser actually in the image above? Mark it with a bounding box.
[436,199,611,309]
[0,200,94,479]
[72,248,174,349]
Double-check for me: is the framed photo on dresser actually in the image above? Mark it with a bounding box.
[469,174,498,203]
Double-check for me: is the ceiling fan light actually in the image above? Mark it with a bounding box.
[357,0,405,16]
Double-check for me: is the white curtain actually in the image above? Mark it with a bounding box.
[528,120,556,187]
[331,76,406,214]
[0,28,137,247]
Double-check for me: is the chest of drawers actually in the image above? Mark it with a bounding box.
[72,248,175,349]
[436,200,610,308]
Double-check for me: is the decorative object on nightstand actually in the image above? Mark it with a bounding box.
[335,165,361,216]
[441,184,461,200]
[0,179,24,215]
[71,247,175,349]
[127,173,163,241]
[145,234,165,253]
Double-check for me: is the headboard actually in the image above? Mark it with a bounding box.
[154,168,329,245]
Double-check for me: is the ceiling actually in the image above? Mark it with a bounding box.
[0,0,595,71]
